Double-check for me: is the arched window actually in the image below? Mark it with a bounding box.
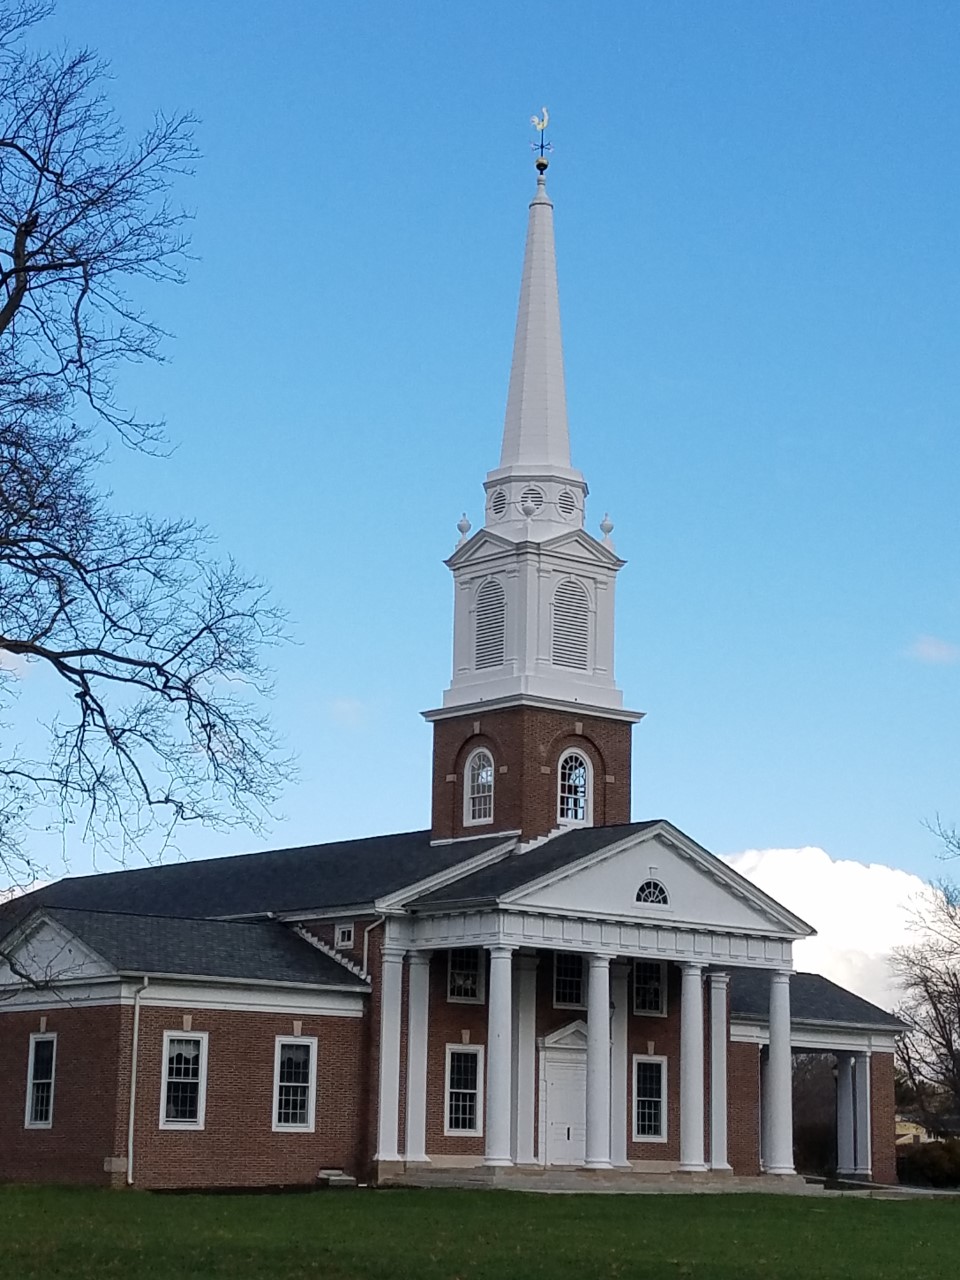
[557,750,592,826]
[475,579,505,669]
[464,748,494,825]
[552,579,590,669]
[636,880,669,906]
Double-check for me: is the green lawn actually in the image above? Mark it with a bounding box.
[0,1186,957,1280]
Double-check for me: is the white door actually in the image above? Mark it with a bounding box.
[544,1051,586,1165]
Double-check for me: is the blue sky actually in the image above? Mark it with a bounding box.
[15,1,960,885]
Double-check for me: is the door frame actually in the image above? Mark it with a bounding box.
[537,1020,589,1167]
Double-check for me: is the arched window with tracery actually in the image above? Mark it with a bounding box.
[552,578,590,670]
[557,749,592,826]
[475,579,506,669]
[464,748,495,826]
[636,879,669,906]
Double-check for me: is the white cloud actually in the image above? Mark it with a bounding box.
[907,634,960,665]
[723,846,931,1011]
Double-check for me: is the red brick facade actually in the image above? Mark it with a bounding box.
[870,1050,897,1185]
[430,703,634,841]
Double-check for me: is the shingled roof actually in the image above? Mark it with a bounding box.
[729,969,904,1030]
[21,907,367,989]
[1,829,510,927]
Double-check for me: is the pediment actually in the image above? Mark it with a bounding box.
[503,824,813,939]
[541,1019,588,1050]
[538,528,624,568]
[0,913,115,987]
[445,530,516,567]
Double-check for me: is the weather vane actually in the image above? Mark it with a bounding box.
[530,107,552,171]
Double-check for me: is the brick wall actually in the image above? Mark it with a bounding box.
[431,704,633,840]
[870,1051,897,1184]
[130,1004,366,1189]
[0,1004,125,1186]
[728,1042,761,1175]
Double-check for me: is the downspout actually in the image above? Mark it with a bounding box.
[362,916,385,978]
[126,976,149,1186]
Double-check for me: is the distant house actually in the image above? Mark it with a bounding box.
[0,157,904,1192]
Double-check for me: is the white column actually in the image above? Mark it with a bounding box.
[709,971,731,1171]
[610,962,630,1167]
[485,944,515,1166]
[375,943,405,1163]
[765,969,796,1176]
[512,955,538,1165]
[403,950,431,1163]
[585,952,613,1169]
[836,1053,856,1175]
[679,961,707,1172]
[854,1051,872,1178]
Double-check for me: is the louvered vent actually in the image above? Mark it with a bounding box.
[519,485,544,510]
[490,489,507,517]
[558,490,576,517]
[475,579,506,669]
[552,579,590,669]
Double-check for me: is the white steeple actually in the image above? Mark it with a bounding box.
[430,147,639,722]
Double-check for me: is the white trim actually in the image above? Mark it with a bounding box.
[632,1053,668,1144]
[463,747,495,827]
[272,1035,318,1132]
[552,951,587,1010]
[447,946,485,1004]
[557,747,593,828]
[444,1043,485,1137]
[730,1020,900,1054]
[334,923,354,949]
[159,1030,209,1130]
[422,692,645,725]
[24,1032,57,1129]
[633,959,668,1018]
[0,978,366,1016]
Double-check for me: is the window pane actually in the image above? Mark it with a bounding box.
[30,1082,52,1125]
[165,1037,201,1122]
[32,1039,54,1082]
[276,1042,312,1127]
[448,1051,479,1131]
[554,953,584,1005]
[449,948,480,1000]
[559,753,589,822]
[636,1060,663,1138]
[279,1043,311,1084]
[635,962,664,1013]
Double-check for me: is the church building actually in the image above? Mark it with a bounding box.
[0,152,901,1191]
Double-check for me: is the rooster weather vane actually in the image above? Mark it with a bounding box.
[530,107,552,170]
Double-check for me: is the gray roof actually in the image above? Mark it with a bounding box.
[729,969,905,1030]
[3,829,509,925]
[35,907,367,989]
[408,821,662,907]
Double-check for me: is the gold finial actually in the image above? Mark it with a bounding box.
[530,106,552,172]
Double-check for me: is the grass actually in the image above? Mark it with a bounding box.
[0,1185,957,1280]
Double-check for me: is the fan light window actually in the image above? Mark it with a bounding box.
[552,579,590,669]
[465,749,494,825]
[636,879,669,906]
[475,579,505,668]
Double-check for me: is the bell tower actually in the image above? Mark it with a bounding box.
[424,130,643,841]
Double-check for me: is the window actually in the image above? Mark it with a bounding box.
[464,748,494,825]
[633,1055,667,1142]
[448,948,484,1003]
[552,578,590,669]
[444,1045,484,1135]
[475,578,505,669]
[335,923,354,949]
[273,1036,318,1131]
[558,750,592,826]
[636,879,669,906]
[633,960,668,1017]
[553,952,586,1008]
[160,1031,208,1129]
[25,1033,56,1129]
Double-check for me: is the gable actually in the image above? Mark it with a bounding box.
[0,915,114,987]
[503,829,812,938]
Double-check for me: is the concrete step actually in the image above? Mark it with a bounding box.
[317,1168,358,1189]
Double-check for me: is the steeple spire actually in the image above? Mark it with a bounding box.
[499,163,571,470]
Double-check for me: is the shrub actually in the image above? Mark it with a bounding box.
[897,1139,960,1188]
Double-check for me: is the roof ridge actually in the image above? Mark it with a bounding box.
[44,905,283,927]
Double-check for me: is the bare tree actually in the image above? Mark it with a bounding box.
[892,880,960,1127]
[0,3,288,885]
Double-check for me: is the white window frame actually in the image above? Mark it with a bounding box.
[552,952,587,1010]
[557,748,593,827]
[159,1030,209,1130]
[272,1035,318,1133]
[632,1053,668,1143]
[633,959,668,1018]
[443,1043,484,1137]
[24,1032,57,1130]
[447,947,485,1004]
[335,923,354,949]
[463,747,495,827]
